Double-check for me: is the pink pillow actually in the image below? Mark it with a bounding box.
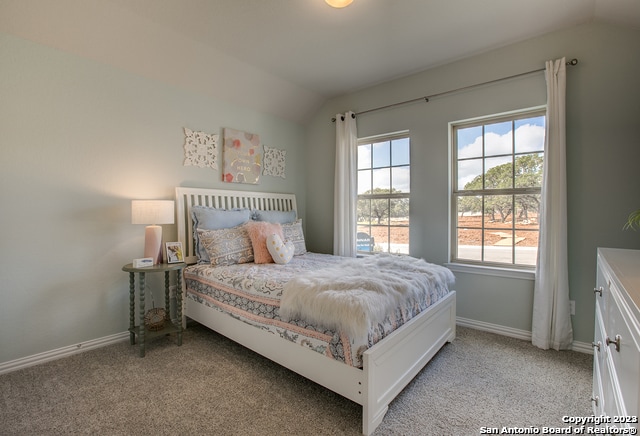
[245,221,284,264]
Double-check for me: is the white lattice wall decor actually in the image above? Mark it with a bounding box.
[263,145,286,179]
[183,127,219,169]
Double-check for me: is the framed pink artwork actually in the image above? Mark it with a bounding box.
[222,128,262,184]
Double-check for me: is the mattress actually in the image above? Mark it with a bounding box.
[184,252,452,368]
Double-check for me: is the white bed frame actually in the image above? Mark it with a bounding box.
[175,187,456,435]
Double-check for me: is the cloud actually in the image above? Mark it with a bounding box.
[357,141,410,193]
[357,166,410,194]
[457,123,544,188]
[514,123,545,153]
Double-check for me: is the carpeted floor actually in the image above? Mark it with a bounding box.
[0,324,592,436]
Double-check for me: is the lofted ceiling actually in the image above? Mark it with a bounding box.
[1,0,639,123]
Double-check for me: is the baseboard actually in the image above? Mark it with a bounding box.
[456,317,592,354]
[457,316,532,340]
[0,331,130,375]
[570,340,595,354]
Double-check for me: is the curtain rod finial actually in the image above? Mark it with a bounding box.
[567,58,578,66]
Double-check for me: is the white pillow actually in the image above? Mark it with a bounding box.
[266,233,294,264]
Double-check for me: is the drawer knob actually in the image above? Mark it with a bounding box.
[606,335,621,352]
[592,341,601,352]
[593,286,603,297]
[591,396,599,407]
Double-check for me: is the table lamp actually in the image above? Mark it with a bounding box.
[131,200,175,264]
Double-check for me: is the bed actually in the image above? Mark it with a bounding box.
[175,186,456,435]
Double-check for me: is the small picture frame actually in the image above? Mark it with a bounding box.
[165,242,184,264]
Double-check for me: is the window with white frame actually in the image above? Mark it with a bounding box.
[451,108,545,267]
[357,132,410,255]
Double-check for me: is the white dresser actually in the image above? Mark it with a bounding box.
[593,248,640,429]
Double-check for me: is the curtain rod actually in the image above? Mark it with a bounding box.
[331,58,578,122]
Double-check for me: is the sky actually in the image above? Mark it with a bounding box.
[456,116,545,188]
[355,117,544,194]
[358,137,410,194]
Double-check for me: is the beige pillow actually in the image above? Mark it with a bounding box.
[281,219,307,256]
[198,225,254,266]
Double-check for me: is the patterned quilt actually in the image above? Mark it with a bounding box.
[184,252,451,368]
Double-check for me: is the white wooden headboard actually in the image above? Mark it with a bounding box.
[175,187,298,264]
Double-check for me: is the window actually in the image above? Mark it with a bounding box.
[451,109,545,268]
[357,132,410,255]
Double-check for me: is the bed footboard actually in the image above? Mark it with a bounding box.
[185,290,455,436]
[361,291,456,435]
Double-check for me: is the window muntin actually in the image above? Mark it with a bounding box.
[452,109,545,268]
[357,133,410,255]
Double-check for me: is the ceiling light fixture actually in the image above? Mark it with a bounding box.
[325,0,353,8]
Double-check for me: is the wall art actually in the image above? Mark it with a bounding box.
[263,145,286,179]
[222,128,262,184]
[183,127,218,169]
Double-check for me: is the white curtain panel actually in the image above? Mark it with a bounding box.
[532,58,573,350]
[333,111,357,257]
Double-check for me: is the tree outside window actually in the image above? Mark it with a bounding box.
[452,110,545,267]
[357,133,410,254]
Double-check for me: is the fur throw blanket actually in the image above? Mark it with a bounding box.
[279,254,454,339]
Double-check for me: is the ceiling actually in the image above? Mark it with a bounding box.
[110,0,640,96]
[2,0,639,123]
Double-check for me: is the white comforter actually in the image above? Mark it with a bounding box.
[280,254,455,339]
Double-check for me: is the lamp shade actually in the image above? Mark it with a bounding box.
[131,200,174,264]
[131,200,174,225]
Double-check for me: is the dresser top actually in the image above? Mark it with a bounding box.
[598,247,640,312]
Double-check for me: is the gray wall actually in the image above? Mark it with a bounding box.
[0,33,306,364]
[305,21,640,345]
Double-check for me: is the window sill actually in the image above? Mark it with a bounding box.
[444,262,535,281]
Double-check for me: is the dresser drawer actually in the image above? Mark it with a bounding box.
[593,303,624,416]
[595,261,611,325]
[592,357,603,415]
[607,279,640,420]
[593,306,605,415]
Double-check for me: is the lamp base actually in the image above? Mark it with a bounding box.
[144,225,163,264]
